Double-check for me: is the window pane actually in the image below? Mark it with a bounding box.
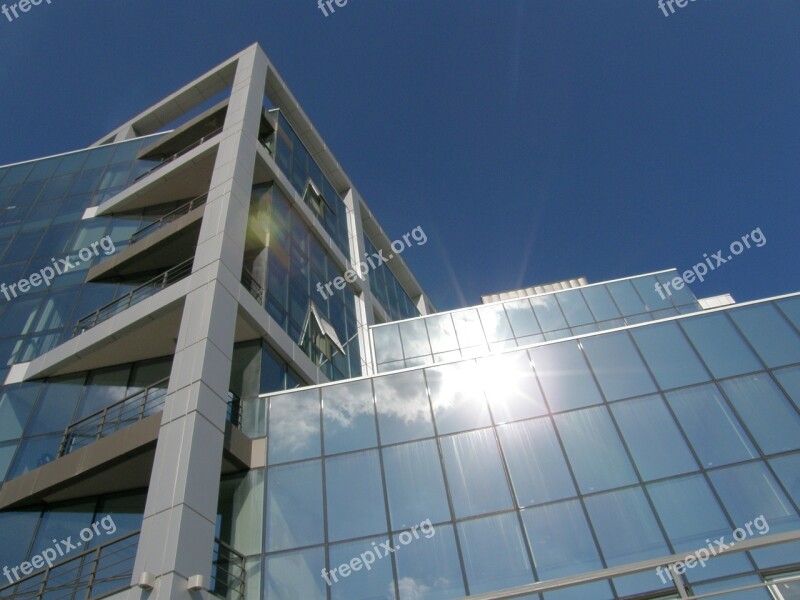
[374,370,434,445]
[709,462,800,536]
[582,285,621,322]
[680,313,763,379]
[584,488,670,597]
[720,374,800,455]
[497,418,576,506]
[656,271,698,307]
[632,275,673,311]
[631,322,710,390]
[7,434,60,478]
[266,460,323,551]
[581,332,657,401]
[457,512,534,594]
[478,304,514,343]
[529,341,603,412]
[441,429,512,518]
[769,453,800,506]
[556,290,594,327]
[426,361,491,435]
[666,384,758,468]
[730,303,800,368]
[554,406,638,493]
[0,385,38,442]
[322,380,377,455]
[777,296,800,330]
[329,536,395,600]
[26,376,83,435]
[522,499,603,579]
[647,474,753,581]
[394,523,465,600]
[426,314,459,353]
[611,395,699,480]
[383,440,450,529]
[479,352,548,423]
[399,319,431,358]
[451,309,486,348]
[264,546,326,600]
[268,389,320,464]
[505,298,541,338]
[530,295,568,332]
[775,366,800,412]
[607,280,646,316]
[373,324,403,364]
[326,450,387,541]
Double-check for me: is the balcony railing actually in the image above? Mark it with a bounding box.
[73,258,193,337]
[129,193,208,245]
[59,379,169,457]
[134,126,223,183]
[212,539,246,600]
[241,268,264,305]
[0,531,139,600]
[227,391,243,429]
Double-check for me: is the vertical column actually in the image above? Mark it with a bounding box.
[130,45,269,600]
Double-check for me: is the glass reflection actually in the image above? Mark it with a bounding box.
[394,523,465,600]
[631,322,710,390]
[529,341,603,412]
[266,460,324,552]
[478,304,514,343]
[426,362,491,435]
[479,352,548,423]
[322,380,377,455]
[264,546,326,600]
[268,389,321,464]
[580,332,657,401]
[374,370,434,445]
[325,450,387,541]
[329,536,395,600]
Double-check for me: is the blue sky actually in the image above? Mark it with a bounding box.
[1,0,798,311]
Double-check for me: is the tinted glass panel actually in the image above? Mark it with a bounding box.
[769,453,800,506]
[326,450,387,541]
[266,460,324,551]
[680,313,763,379]
[480,352,548,423]
[383,440,450,529]
[374,370,434,445]
[498,418,576,506]
[264,546,326,600]
[581,285,621,321]
[441,429,512,518]
[505,299,541,337]
[631,322,710,390]
[730,304,800,368]
[607,280,646,316]
[666,384,758,468]
[457,512,534,594]
[399,319,431,359]
[775,366,800,412]
[426,361,491,435]
[611,395,699,480]
[522,499,603,579]
[329,536,395,600]
[720,374,800,455]
[529,341,603,412]
[554,406,638,493]
[393,523,465,600]
[556,290,594,327]
[373,324,403,364]
[451,309,486,348]
[530,295,568,332]
[581,332,657,401]
[322,380,377,455]
[426,314,459,353]
[268,389,320,464]
[478,304,514,343]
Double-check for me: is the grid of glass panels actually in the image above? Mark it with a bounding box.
[252,295,800,600]
[364,235,420,322]
[371,271,702,373]
[254,183,361,381]
[0,136,167,382]
[273,112,350,257]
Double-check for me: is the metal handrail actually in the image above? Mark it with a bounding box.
[73,258,194,336]
[226,391,243,429]
[134,126,223,183]
[129,193,208,244]
[240,268,264,305]
[59,378,170,457]
[212,538,246,600]
[0,530,140,599]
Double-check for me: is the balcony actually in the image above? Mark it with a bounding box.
[0,533,246,600]
[240,268,264,305]
[73,259,194,337]
[133,126,223,183]
[129,193,208,245]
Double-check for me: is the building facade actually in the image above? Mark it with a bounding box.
[0,44,798,600]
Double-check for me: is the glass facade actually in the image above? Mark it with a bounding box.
[243,294,800,600]
[273,112,350,257]
[371,270,702,373]
[250,183,362,381]
[364,235,420,322]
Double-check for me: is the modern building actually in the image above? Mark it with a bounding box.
[0,43,798,600]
